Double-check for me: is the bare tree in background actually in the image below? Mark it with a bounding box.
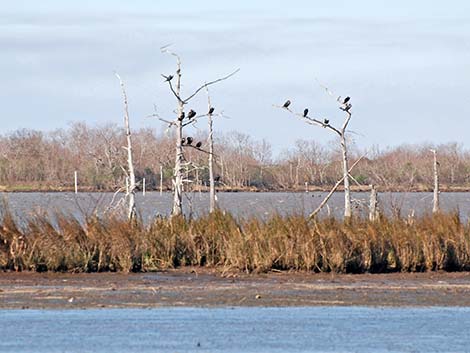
[430,149,440,213]
[115,73,136,220]
[158,46,238,216]
[277,84,356,218]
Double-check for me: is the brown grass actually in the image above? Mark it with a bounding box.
[1,206,470,273]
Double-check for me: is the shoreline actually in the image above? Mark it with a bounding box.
[3,187,470,193]
[2,269,470,309]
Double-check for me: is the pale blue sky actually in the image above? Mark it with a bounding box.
[2,1,470,154]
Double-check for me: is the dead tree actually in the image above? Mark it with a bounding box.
[369,184,379,221]
[206,88,216,213]
[430,149,440,213]
[115,73,136,220]
[277,86,355,218]
[158,47,238,216]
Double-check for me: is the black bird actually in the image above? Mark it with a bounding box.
[162,74,173,82]
[283,100,291,108]
[196,141,202,148]
[323,118,329,125]
[181,137,186,145]
[343,96,350,104]
[303,108,309,117]
[208,107,215,115]
[186,136,193,145]
[178,112,185,121]
[187,109,196,119]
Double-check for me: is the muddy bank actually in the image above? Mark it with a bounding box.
[1,269,470,309]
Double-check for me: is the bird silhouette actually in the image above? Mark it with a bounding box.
[283,100,291,108]
[343,96,350,104]
[181,137,186,145]
[323,118,329,125]
[303,108,308,117]
[208,107,215,115]
[196,141,202,148]
[186,137,193,145]
[187,110,196,119]
[178,112,185,121]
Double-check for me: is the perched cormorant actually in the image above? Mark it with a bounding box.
[181,137,186,145]
[186,136,193,145]
[323,118,329,124]
[196,141,202,148]
[208,107,215,115]
[283,100,291,108]
[303,108,309,117]
[178,112,185,121]
[343,96,350,104]
[187,109,196,119]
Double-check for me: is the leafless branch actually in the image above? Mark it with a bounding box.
[183,69,240,103]
[309,154,365,220]
[274,104,342,136]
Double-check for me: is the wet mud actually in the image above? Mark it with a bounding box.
[1,269,470,309]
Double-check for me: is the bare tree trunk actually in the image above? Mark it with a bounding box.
[369,184,379,221]
[208,106,216,213]
[172,108,184,216]
[431,149,440,213]
[340,134,352,218]
[172,60,184,217]
[115,73,136,220]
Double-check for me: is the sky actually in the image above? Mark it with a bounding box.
[2,0,470,155]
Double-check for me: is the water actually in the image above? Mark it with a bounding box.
[1,191,470,223]
[1,307,469,352]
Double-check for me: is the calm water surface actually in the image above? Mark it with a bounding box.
[1,307,469,353]
[2,191,470,222]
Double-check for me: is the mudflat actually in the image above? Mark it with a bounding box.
[1,269,470,309]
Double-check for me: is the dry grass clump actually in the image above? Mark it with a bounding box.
[1,206,470,273]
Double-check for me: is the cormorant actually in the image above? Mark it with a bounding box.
[162,74,173,82]
[283,100,291,108]
[303,108,308,117]
[181,137,186,145]
[343,96,350,104]
[187,109,196,119]
[178,112,185,121]
[186,136,193,145]
[323,118,329,124]
[208,107,215,115]
[196,141,202,148]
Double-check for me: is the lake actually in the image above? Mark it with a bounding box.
[1,306,469,353]
[1,191,470,222]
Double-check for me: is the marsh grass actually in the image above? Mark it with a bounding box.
[1,206,470,273]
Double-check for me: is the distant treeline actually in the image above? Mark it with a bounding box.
[0,122,469,191]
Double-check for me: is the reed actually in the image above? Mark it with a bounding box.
[1,207,470,273]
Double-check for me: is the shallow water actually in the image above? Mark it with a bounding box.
[1,307,469,353]
[2,191,470,223]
